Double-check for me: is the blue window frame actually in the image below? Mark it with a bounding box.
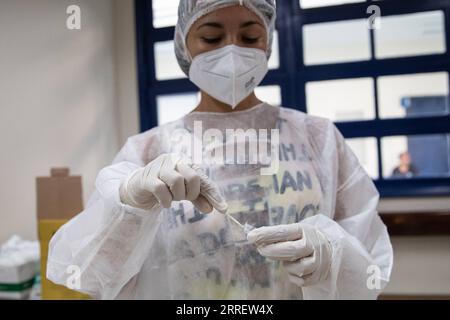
[135,0,450,198]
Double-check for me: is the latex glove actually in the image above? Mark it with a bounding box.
[119,153,228,214]
[247,223,332,287]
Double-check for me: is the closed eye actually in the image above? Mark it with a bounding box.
[202,37,222,44]
[243,36,260,44]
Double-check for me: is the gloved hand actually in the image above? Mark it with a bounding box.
[247,223,333,287]
[119,153,228,214]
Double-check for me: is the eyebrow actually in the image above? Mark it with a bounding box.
[240,21,264,28]
[196,20,264,31]
[197,22,223,30]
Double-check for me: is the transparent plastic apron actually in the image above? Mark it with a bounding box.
[135,113,324,299]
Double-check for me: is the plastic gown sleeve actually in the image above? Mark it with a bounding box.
[46,138,163,299]
[300,124,393,299]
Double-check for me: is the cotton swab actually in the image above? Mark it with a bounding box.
[226,213,244,228]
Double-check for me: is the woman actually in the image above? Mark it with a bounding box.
[47,0,393,300]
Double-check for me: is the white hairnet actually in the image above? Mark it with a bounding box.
[175,0,277,76]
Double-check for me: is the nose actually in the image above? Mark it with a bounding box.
[224,33,243,47]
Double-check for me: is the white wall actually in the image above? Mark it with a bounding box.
[0,0,134,243]
[384,236,450,296]
[113,0,140,145]
[380,198,450,296]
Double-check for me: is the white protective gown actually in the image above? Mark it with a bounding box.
[47,103,393,300]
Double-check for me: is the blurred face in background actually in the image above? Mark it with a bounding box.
[400,152,411,166]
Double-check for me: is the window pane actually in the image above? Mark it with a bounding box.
[378,72,449,119]
[255,85,282,106]
[157,93,199,125]
[382,134,450,179]
[375,11,446,59]
[300,0,364,9]
[303,19,371,65]
[152,0,178,28]
[306,78,375,122]
[268,31,280,70]
[154,41,187,80]
[346,137,379,179]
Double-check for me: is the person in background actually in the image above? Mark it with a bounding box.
[392,151,418,178]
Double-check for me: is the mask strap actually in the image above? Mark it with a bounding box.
[187,47,193,63]
[183,29,194,63]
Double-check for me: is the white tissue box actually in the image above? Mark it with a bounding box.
[0,261,37,300]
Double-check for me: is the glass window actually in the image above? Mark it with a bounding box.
[375,11,446,59]
[378,72,449,119]
[255,85,282,106]
[306,77,375,122]
[382,134,450,179]
[346,137,379,179]
[303,19,371,65]
[157,93,200,125]
[300,0,364,9]
[154,41,187,80]
[268,31,280,70]
[152,0,178,28]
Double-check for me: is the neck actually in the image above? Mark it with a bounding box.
[192,91,263,113]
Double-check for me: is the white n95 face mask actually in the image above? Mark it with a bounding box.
[189,45,269,109]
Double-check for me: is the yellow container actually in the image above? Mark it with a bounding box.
[38,220,90,300]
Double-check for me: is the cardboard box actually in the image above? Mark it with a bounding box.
[36,168,89,300]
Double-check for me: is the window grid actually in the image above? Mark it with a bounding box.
[135,0,450,197]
